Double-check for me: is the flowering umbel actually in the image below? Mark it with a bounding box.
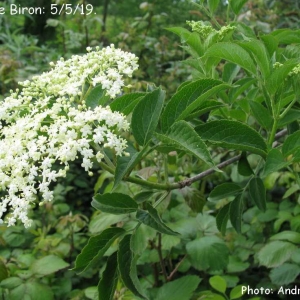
[0,45,138,228]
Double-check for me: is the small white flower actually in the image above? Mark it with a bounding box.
[0,45,137,227]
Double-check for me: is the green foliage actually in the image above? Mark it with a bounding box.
[257,241,298,268]
[248,177,266,212]
[97,253,118,300]
[154,275,201,300]
[186,236,229,271]
[136,204,179,236]
[131,88,165,146]
[92,193,138,214]
[85,85,110,109]
[203,42,256,74]
[74,227,125,273]
[118,235,148,299]
[156,120,214,165]
[32,255,69,276]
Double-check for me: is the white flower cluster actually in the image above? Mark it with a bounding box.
[0,45,138,228]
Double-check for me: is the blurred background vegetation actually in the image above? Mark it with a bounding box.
[0,0,299,299]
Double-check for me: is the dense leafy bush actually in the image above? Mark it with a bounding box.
[1,0,300,299]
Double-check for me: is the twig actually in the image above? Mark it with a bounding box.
[176,128,288,188]
[177,154,241,188]
[98,129,288,191]
[167,255,187,281]
[157,233,168,282]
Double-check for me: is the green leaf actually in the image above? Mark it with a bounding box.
[110,93,146,115]
[167,27,204,57]
[278,109,300,128]
[185,100,224,121]
[216,203,230,235]
[182,58,206,74]
[282,130,300,158]
[238,39,271,78]
[186,236,229,271]
[229,194,244,234]
[227,256,250,273]
[229,0,248,15]
[131,224,157,255]
[156,121,214,165]
[195,120,267,157]
[270,263,300,286]
[84,287,97,300]
[195,213,219,235]
[271,29,300,44]
[114,143,149,189]
[0,259,8,281]
[203,42,256,74]
[208,0,220,13]
[248,177,266,212]
[261,35,279,57]
[185,32,204,57]
[263,149,289,176]
[10,282,53,300]
[166,27,192,41]
[136,203,179,236]
[222,63,240,83]
[232,21,256,39]
[31,255,69,276]
[288,120,300,134]
[249,101,273,130]
[209,275,227,294]
[270,231,300,244]
[74,227,125,273]
[228,78,256,103]
[85,85,110,109]
[161,79,223,132]
[238,153,253,176]
[266,59,299,94]
[177,84,231,121]
[0,277,23,289]
[161,235,181,251]
[98,253,118,300]
[155,275,201,300]
[185,188,206,213]
[291,215,300,232]
[131,88,165,146]
[230,285,244,300]
[208,183,242,202]
[134,191,157,203]
[89,213,127,234]
[274,211,293,232]
[118,235,148,299]
[92,193,138,215]
[3,228,26,247]
[257,241,297,268]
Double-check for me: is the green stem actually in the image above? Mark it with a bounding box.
[261,84,272,113]
[279,96,298,119]
[81,84,93,102]
[267,92,279,147]
[98,161,171,190]
[103,150,115,169]
[153,191,170,208]
[268,117,278,147]
[164,155,169,184]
